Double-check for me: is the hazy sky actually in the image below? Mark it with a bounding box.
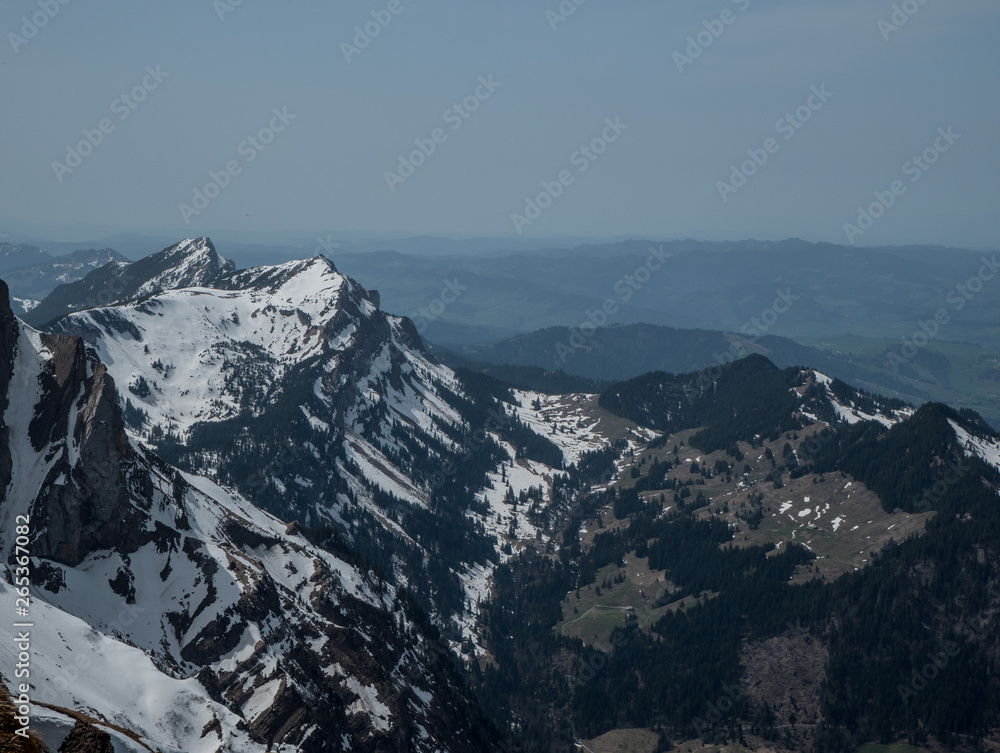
[1,0,997,248]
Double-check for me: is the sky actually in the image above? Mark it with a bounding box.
[1,0,997,249]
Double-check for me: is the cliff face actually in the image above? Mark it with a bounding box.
[0,283,143,567]
[0,282,17,513]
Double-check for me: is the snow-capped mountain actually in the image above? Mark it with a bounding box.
[24,238,233,328]
[40,238,599,630]
[0,280,498,752]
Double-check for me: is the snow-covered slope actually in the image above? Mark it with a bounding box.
[949,418,1000,473]
[805,370,913,427]
[0,280,498,753]
[43,241,576,632]
[61,255,367,435]
[49,246,460,461]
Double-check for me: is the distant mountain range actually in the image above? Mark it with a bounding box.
[444,322,1000,428]
[0,243,128,314]
[11,234,998,346]
[319,238,998,347]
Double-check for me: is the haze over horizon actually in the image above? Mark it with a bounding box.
[2,0,997,249]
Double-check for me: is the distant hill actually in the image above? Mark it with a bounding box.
[327,238,999,351]
[448,322,1000,427]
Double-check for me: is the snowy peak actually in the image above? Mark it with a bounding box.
[23,236,235,327]
[225,253,341,295]
[46,245,390,438]
[132,236,235,298]
[162,236,223,261]
[22,240,376,333]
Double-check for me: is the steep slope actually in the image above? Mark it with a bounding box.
[39,240,601,629]
[0,280,499,753]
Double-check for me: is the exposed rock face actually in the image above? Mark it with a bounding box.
[35,338,144,565]
[0,282,17,509]
[58,721,113,753]
[0,300,144,566]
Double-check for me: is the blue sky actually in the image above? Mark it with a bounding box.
[1,0,997,247]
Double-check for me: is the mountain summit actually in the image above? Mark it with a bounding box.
[24,237,236,327]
